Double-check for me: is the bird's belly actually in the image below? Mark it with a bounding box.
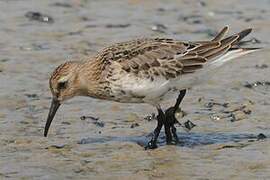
[109,74,171,104]
[108,70,204,104]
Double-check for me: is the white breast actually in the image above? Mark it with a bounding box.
[109,72,171,104]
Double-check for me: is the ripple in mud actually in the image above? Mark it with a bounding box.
[105,24,131,28]
[51,2,73,8]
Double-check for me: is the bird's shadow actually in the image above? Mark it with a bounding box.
[78,132,267,148]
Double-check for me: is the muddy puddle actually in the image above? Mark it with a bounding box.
[0,0,269,179]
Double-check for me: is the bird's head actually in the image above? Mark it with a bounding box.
[44,61,82,137]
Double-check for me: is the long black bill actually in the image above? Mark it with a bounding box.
[44,98,61,137]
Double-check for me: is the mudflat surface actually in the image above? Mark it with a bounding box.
[0,0,269,179]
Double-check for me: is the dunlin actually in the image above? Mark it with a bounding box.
[44,26,260,149]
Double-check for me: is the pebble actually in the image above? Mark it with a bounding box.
[255,64,268,69]
[61,122,71,125]
[25,93,39,100]
[25,11,54,23]
[80,115,104,127]
[230,111,246,122]
[257,133,267,140]
[151,23,167,33]
[144,113,156,121]
[178,15,202,24]
[130,123,140,128]
[80,116,99,121]
[183,120,196,130]
[243,81,270,89]
[93,121,105,128]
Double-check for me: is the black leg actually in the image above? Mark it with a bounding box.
[173,89,186,113]
[145,89,187,149]
[145,107,165,149]
[171,124,179,143]
[164,89,187,144]
[164,120,173,144]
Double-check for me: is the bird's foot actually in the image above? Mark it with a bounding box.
[145,139,158,150]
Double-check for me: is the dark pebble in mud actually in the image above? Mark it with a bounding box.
[255,64,268,69]
[46,144,66,149]
[243,81,270,89]
[157,8,166,12]
[144,113,156,121]
[178,15,202,24]
[105,24,130,28]
[183,120,196,130]
[257,133,267,140]
[94,121,105,128]
[151,23,167,33]
[61,121,71,125]
[80,116,104,127]
[199,1,207,7]
[25,93,39,100]
[80,116,99,121]
[130,123,139,128]
[204,101,228,109]
[25,11,54,24]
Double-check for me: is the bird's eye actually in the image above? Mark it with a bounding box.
[57,81,68,90]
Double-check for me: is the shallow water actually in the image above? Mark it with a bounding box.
[0,0,270,179]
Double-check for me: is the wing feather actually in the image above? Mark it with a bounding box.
[100,26,255,81]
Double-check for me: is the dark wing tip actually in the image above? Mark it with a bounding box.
[237,28,252,42]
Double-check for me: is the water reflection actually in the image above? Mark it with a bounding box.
[78,132,266,148]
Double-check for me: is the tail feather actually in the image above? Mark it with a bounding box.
[212,26,229,41]
[209,48,260,68]
[209,27,261,63]
[208,27,260,67]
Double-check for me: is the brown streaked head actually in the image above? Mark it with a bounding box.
[44,61,81,137]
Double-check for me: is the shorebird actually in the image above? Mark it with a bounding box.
[44,26,260,149]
